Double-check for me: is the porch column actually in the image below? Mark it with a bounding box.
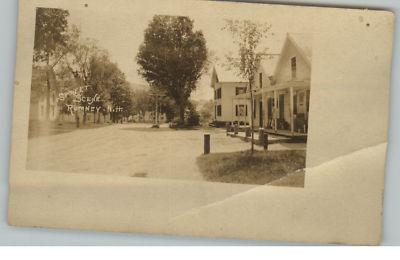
[262,92,268,128]
[273,90,277,131]
[289,87,294,135]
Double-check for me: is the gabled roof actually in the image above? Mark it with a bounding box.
[273,33,313,77]
[212,65,247,83]
[288,33,312,63]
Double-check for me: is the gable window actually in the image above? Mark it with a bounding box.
[291,57,297,79]
[259,73,263,88]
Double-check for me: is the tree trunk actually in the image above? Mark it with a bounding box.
[179,104,185,125]
[249,81,254,154]
[45,64,51,121]
[83,109,87,125]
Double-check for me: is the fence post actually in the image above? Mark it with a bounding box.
[245,127,251,141]
[204,134,210,154]
[258,128,264,145]
[263,132,269,150]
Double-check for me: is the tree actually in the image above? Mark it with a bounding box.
[222,19,271,153]
[131,89,152,121]
[63,26,101,124]
[61,26,132,125]
[33,8,70,120]
[88,53,124,123]
[199,100,214,126]
[186,102,200,127]
[136,15,209,125]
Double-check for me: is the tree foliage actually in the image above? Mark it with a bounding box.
[199,100,214,125]
[34,8,70,64]
[222,19,271,84]
[33,8,70,121]
[136,15,209,124]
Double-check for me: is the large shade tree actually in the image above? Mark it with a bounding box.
[136,15,208,124]
[33,8,70,120]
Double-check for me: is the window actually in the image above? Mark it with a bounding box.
[291,57,297,79]
[235,87,246,95]
[236,105,247,117]
[259,73,263,88]
[217,105,222,116]
[216,88,222,99]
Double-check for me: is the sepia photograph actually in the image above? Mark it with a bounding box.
[7,0,395,245]
[27,5,311,187]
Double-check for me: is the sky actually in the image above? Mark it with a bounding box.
[66,1,310,101]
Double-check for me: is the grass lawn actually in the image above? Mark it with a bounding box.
[197,150,306,186]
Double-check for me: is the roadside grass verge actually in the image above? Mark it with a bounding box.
[197,150,306,186]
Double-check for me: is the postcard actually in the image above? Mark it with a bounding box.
[8,0,394,245]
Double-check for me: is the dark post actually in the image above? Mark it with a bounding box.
[204,134,210,154]
[245,127,251,140]
[234,124,239,135]
[258,128,264,145]
[263,132,269,150]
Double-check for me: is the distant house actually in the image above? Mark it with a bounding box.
[210,65,249,125]
[29,67,59,122]
[132,111,167,124]
[211,33,312,136]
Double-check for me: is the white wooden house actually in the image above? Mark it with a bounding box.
[29,67,60,122]
[261,33,312,136]
[211,33,312,136]
[210,66,250,125]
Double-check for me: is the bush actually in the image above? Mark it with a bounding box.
[187,107,200,126]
